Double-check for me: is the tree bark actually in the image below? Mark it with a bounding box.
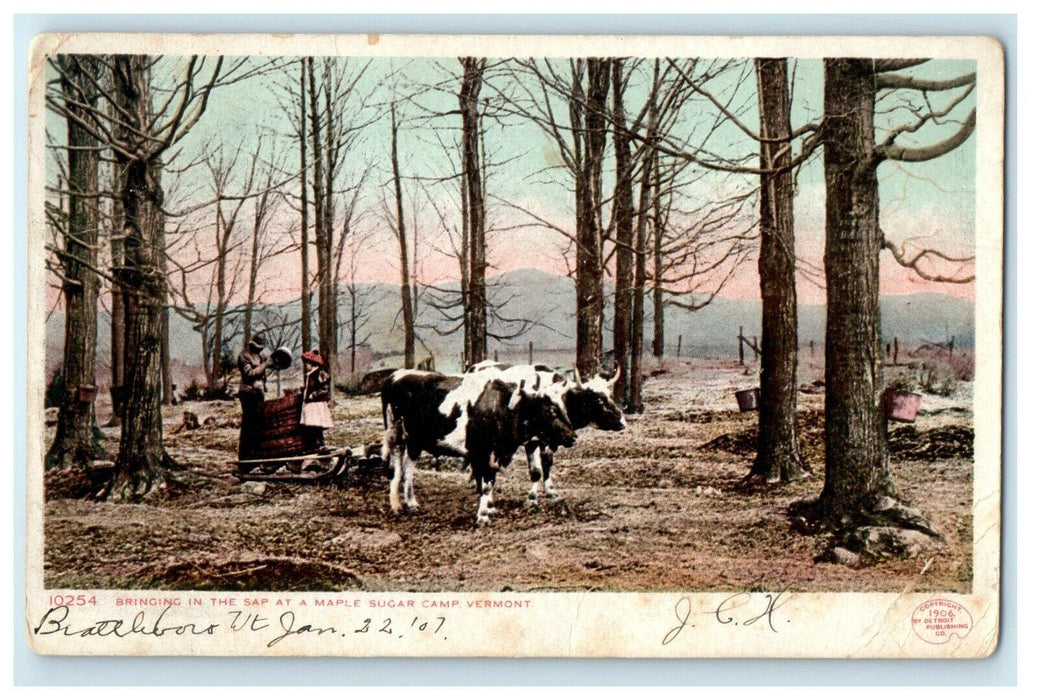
[572,58,610,378]
[161,305,172,405]
[751,58,806,483]
[629,59,660,412]
[818,58,892,516]
[210,205,226,392]
[47,55,103,470]
[109,56,168,500]
[109,200,127,424]
[307,57,334,388]
[298,58,312,354]
[629,135,653,414]
[390,103,415,368]
[611,58,634,405]
[651,153,665,358]
[320,63,337,393]
[460,57,487,368]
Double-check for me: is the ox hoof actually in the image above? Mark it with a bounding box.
[403,503,420,514]
[476,515,491,527]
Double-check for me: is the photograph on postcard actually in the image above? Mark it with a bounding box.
[25,33,1003,657]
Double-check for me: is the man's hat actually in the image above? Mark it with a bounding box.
[301,350,324,367]
[249,334,265,349]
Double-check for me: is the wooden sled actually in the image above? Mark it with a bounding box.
[234,391,385,485]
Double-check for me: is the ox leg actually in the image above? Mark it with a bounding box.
[475,460,497,526]
[402,450,420,512]
[541,447,559,500]
[526,443,543,506]
[384,406,404,513]
[388,446,404,513]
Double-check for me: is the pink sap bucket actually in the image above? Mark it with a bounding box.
[735,388,760,412]
[885,388,921,423]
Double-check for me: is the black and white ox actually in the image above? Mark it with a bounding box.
[380,369,577,525]
[465,361,627,503]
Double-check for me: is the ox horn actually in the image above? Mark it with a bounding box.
[533,374,542,392]
[572,367,583,388]
[607,365,621,388]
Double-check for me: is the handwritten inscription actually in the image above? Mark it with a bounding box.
[34,605,218,638]
[32,605,449,649]
[662,589,793,645]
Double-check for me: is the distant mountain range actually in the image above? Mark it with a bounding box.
[45,268,975,373]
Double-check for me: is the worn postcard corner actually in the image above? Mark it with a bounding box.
[27,32,1003,658]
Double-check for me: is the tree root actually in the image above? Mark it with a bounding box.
[789,493,943,567]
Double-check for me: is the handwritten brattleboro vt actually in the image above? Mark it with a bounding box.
[27,33,1003,657]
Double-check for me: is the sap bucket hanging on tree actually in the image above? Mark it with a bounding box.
[735,387,760,412]
[885,388,922,423]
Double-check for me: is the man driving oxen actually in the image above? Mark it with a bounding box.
[237,334,270,460]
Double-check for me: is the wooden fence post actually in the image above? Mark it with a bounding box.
[677,334,682,358]
[949,336,954,360]
[893,337,899,366]
[738,326,744,365]
[528,340,533,365]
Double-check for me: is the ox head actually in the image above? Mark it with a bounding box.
[564,366,627,431]
[509,376,577,450]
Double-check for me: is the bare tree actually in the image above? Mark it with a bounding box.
[337,225,377,375]
[748,58,807,484]
[44,55,104,471]
[459,57,489,367]
[390,101,416,368]
[796,58,976,547]
[611,58,635,404]
[242,138,289,346]
[297,58,312,353]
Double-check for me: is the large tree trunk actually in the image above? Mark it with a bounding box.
[298,58,312,354]
[751,58,806,483]
[611,59,633,405]
[390,103,415,368]
[460,57,487,368]
[108,56,169,501]
[47,55,103,470]
[573,59,610,378]
[818,58,892,516]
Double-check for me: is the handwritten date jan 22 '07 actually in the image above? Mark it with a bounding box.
[662,590,793,645]
[32,605,447,648]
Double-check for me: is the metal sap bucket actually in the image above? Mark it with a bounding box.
[77,384,98,403]
[269,347,293,371]
[885,388,922,423]
[735,388,760,412]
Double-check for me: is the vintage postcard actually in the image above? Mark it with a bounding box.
[26,33,1003,657]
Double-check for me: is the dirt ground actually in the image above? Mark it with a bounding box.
[43,357,974,593]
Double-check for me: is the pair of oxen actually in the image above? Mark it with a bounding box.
[380,361,626,525]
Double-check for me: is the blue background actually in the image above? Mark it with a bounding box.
[12,13,1017,686]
